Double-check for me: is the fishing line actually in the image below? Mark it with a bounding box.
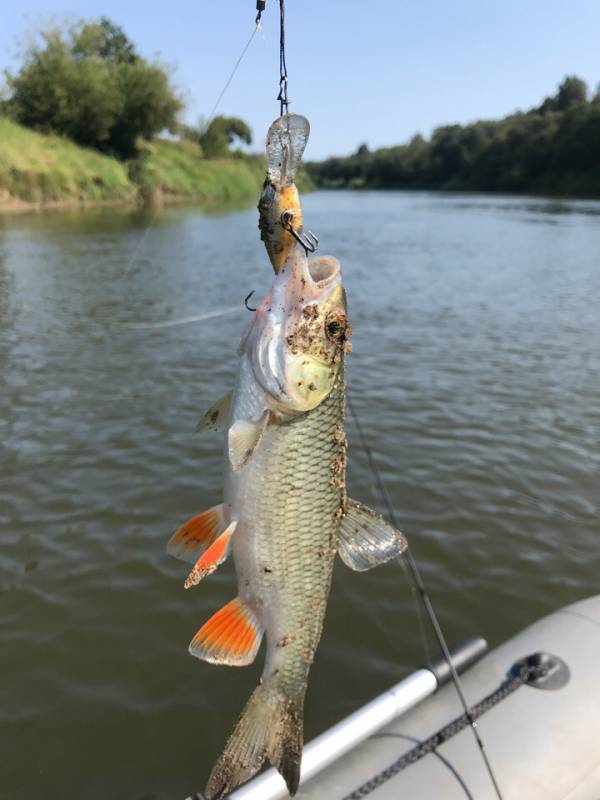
[122,306,240,330]
[122,205,160,274]
[277,0,290,116]
[205,20,261,127]
[346,396,431,661]
[119,9,262,321]
[398,554,432,662]
[347,394,504,800]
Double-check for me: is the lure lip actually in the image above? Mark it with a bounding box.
[265,113,311,186]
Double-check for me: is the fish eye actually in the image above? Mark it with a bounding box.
[325,310,348,345]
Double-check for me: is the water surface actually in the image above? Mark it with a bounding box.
[1,192,599,799]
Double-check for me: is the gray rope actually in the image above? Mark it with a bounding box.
[341,659,548,799]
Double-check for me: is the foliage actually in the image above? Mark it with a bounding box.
[129,138,264,203]
[307,77,600,197]
[0,116,264,208]
[184,115,253,158]
[5,18,182,158]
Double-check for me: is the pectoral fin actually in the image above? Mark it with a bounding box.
[197,392,232,432]
[167,504,227,564]
[338,499,408,571]
[184,520,237,588]
[228,411,271,471]
[189,597,264,666]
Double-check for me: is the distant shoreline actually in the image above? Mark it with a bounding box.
[0,189,252,216]
[0,192,129,215]
[305,77,600,199]
[300,185,600,202]
[4,185,599,218]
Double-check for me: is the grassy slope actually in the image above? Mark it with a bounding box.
[0,118,266,208]
[0,117,134,203]
[133,139,265,204]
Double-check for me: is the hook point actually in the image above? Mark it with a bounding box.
[244,290,257,312]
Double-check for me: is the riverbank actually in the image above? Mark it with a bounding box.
[0,117,267,214]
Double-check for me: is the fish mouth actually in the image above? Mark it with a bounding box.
[306,256,341,288]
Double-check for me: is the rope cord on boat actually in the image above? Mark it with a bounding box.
[340,657,550,799]
[346,396,504,800]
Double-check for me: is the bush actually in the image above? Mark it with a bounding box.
[6,17,182,159]
[183,116,252,158]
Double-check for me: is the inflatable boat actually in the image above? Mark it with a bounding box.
[228,594,600,800]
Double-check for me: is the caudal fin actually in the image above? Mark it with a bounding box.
[204,684,304,800]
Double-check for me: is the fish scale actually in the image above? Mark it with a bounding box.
[232,371,345,697]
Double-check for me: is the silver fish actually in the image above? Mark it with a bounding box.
[168,245,407,798]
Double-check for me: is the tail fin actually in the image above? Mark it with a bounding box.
[204,684,304,800]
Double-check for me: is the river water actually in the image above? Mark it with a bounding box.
[1,191,599,799]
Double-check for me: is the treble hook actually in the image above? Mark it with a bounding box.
[244,290,257,312]
[281,211,319,255]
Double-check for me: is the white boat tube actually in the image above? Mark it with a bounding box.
[230,636,488,800]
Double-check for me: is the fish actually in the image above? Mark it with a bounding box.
[258,114,313,272]
[167,242,408,798]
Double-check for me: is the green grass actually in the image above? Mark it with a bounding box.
[131,139,265,204]
[0,118,268,209]
[0,117,134,203]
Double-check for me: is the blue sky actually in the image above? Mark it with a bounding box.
[1,0,599,159]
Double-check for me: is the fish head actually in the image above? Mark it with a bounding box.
[243,249,351,413]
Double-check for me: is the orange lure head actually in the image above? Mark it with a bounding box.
[258,114,310,273]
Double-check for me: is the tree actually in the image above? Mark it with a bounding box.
[5,18,182,158]
[305,74,600,196]
[72,17,138,64]
[556,76,588,110]
[197,116,252,158]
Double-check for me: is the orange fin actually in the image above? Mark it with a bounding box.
[189,597,263,666]
[166,504,226,564]
[184,520,237,588]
